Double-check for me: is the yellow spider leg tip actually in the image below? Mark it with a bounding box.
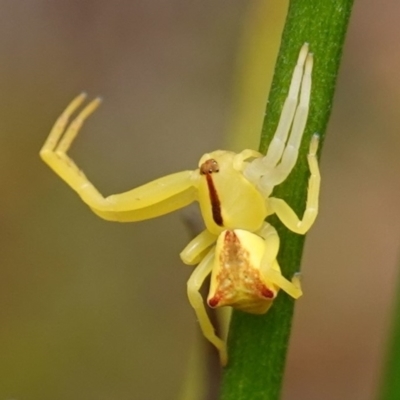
[65,92,88,114]
[76,97,103,121]
[80,97,103,116]
[54,96,103,154]
[292,271,302,283]
[298,43,310,63]
[301,42,309,52]
[310,134,320,154]
[305,54,314,72]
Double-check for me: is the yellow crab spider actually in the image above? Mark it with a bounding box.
[40,43,320,366]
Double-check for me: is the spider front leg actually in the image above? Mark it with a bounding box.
[264,47,313,189]
[268,134,320,234]
[244,43,314,197]
[40,94,198,222]
[187,247,228,366]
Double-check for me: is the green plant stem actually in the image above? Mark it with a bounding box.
[219,1,354,399]
[378,264,400,399]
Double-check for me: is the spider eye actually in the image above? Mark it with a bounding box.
[200,159,219,175]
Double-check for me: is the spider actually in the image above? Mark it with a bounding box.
[40,43,319,366]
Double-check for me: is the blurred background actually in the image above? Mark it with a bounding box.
[0,1,399,399]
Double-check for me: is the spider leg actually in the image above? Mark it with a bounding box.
[258,223,302,299]
[187,247,227,366]
[40,94,198,222]
[268,134,320,234]
[258,222,280,262]
[180,229,217,265]
[263,261,303,299]
[41,92,87,153]
[56,94,102,154]
[243,43,310,187]
[261,50,313,189]
[263,43,310,169]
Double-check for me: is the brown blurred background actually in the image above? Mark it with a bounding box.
[0,1,399,399]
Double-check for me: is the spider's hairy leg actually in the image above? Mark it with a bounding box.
[180,229,217,265]
[259,223,302,299]
[40,95,197,222]
[268,134,320,234]
[244,43,310,185]
[187,248,228,366]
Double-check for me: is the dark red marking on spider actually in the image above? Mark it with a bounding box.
[208,295,220,308]
[200,159,223,226]
[261,287,274,299]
